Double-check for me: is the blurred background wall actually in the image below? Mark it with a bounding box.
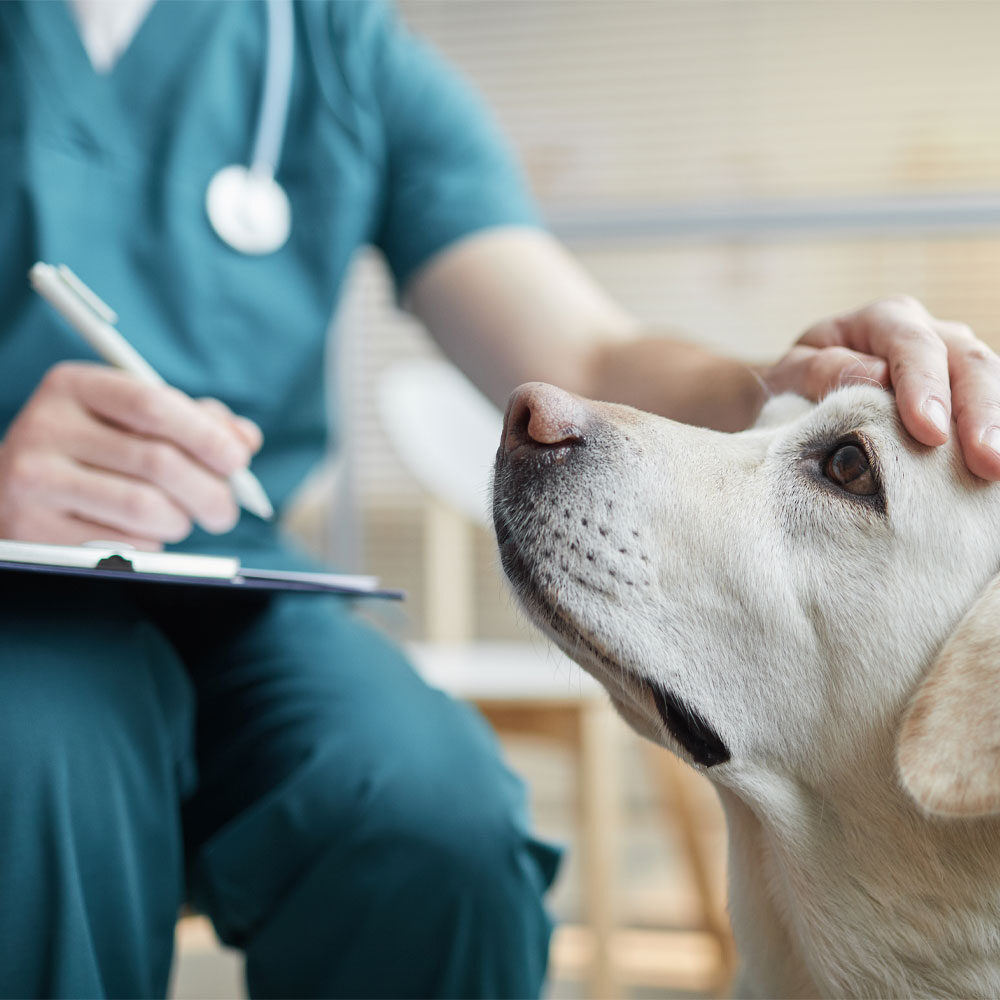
[321,0,1000,634]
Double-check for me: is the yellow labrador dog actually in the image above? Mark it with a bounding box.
[492,381,1000,999]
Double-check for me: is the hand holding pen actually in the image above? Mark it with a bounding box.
[0,264,273,550]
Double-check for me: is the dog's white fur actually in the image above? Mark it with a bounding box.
[493,384,1000,999]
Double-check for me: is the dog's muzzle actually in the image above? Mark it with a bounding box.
[493,383,733,770]
[493,382,591,583]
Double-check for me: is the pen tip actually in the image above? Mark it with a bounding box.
[231,470,275,521]
[244,495,275,521]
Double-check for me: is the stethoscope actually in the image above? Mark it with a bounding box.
[205,0,294,255]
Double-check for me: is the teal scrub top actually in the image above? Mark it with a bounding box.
[0,0,538,560]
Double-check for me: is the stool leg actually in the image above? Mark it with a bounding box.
[423,498,476,642]
[641,742,735,996]
[577,699,621,999]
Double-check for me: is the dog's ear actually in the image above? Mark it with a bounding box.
[897,574,1000,818]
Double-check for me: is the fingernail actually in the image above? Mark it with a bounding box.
[980,426,1000,457]
[921,398,949,436]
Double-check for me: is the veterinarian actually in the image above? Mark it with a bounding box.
[2,2,1000,998]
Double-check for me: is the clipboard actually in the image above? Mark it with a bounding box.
[0,540,404,599]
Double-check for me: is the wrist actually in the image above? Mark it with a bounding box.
[579,335,769,432]
[700,356,766,432]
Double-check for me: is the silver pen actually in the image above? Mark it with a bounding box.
[29,262,274,521]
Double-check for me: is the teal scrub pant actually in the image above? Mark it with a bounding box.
[0,575,560,999]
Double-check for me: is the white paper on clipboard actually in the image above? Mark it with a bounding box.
[0,539,402,599]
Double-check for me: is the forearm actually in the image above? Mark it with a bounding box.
[410,229,1000,477]
[579,335,766,432]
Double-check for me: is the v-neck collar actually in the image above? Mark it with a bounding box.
[24,0,163,88]
[66,0,157,75]
[17,0,220,153]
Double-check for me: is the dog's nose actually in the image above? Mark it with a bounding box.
[502,382,590,458]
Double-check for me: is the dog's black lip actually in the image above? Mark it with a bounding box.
[648,681,731,768]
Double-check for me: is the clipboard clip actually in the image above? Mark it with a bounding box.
[94,554,137,573]
[85,541,136,574]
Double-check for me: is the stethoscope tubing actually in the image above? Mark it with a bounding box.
[250,0,294,179]
[205,0,294,254]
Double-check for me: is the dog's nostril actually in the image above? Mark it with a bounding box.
[503,382,590,456]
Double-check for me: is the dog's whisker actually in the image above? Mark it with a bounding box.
[841,374,884,389]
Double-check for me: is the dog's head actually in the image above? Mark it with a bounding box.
[492,382,1000,818]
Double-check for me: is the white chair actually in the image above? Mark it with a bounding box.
[376,359,734,998]
[378,359,622,997]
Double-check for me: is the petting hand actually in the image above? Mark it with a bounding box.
[764,295,1000,480]
[0,362,263,549]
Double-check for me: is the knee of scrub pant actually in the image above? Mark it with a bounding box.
[0,580,197,999]
[244,784,561,1000]
[187,616,562,998]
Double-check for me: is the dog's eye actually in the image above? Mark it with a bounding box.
[824,442,876,496]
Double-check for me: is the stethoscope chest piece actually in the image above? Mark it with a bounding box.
[205,0,294,256]
[206,165,291,256]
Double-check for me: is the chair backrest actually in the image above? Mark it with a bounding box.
[376,358,503,527]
